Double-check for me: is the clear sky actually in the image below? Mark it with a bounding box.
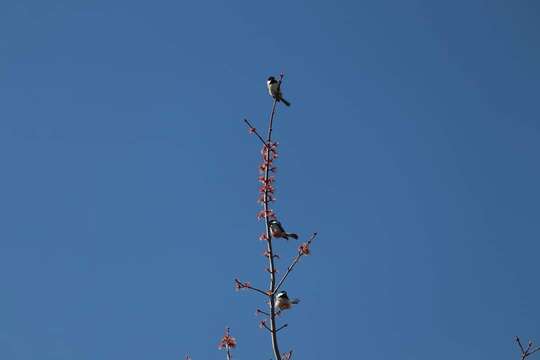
[1,1,539,359]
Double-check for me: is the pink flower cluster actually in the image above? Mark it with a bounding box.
[257,142,279,218]
[218,328,237,349]
[299,243,311,255]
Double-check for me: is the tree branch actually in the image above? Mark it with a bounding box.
[264,95,282,360]
[516,337,540,360]
[244,118,267,146]
[257,308,270,317]
[239,78,283,359]
[240,73,317,360]
[261,321,273,333]
[274,232,318,294]
[234,278,269,297]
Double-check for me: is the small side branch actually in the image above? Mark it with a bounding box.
[244,118,267,146]
[276,324,288,332]
[261,321,273,332]
[516,337,540,360]
[274,232,318,294]
[235,279,269,297]
[257,308,270,317]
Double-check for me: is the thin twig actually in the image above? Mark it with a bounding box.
[261,321,272,332]
[274,232,318,294]
[516,337,540,360]
[276,324,288,332]
[246,286,270,296]
[235,278,269,297]
[244,118,267,146]
[257,309,270,316]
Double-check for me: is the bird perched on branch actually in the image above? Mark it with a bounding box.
[275,291,300,311]
[269,219,298,240]
[267,76,291,106]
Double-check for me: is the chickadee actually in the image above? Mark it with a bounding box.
[267,76,291,106]
[269,219,298,240]
[275,291,300,311]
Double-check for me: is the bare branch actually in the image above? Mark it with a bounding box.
[276,324,288,332]
[517,337,526,354]
[234,278,269,297]
[274,232,318,294]
[256,308,270,317]
[247,286,269,296]
[243,118,267,146]
[516,337,540,360]
[260,321,272,333]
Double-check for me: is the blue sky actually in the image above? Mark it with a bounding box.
[1,1,539,359]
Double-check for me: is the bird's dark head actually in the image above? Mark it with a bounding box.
[268,219,278,225]
[277,291,288,298]
[267,76,276,82]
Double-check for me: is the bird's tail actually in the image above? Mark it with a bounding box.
[291,299,300,305]
[286,233,298,240]
[279,97,291,107]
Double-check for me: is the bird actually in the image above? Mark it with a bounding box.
[267,76,291,106]
[275,291,300,311]
[269,219,298,240]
